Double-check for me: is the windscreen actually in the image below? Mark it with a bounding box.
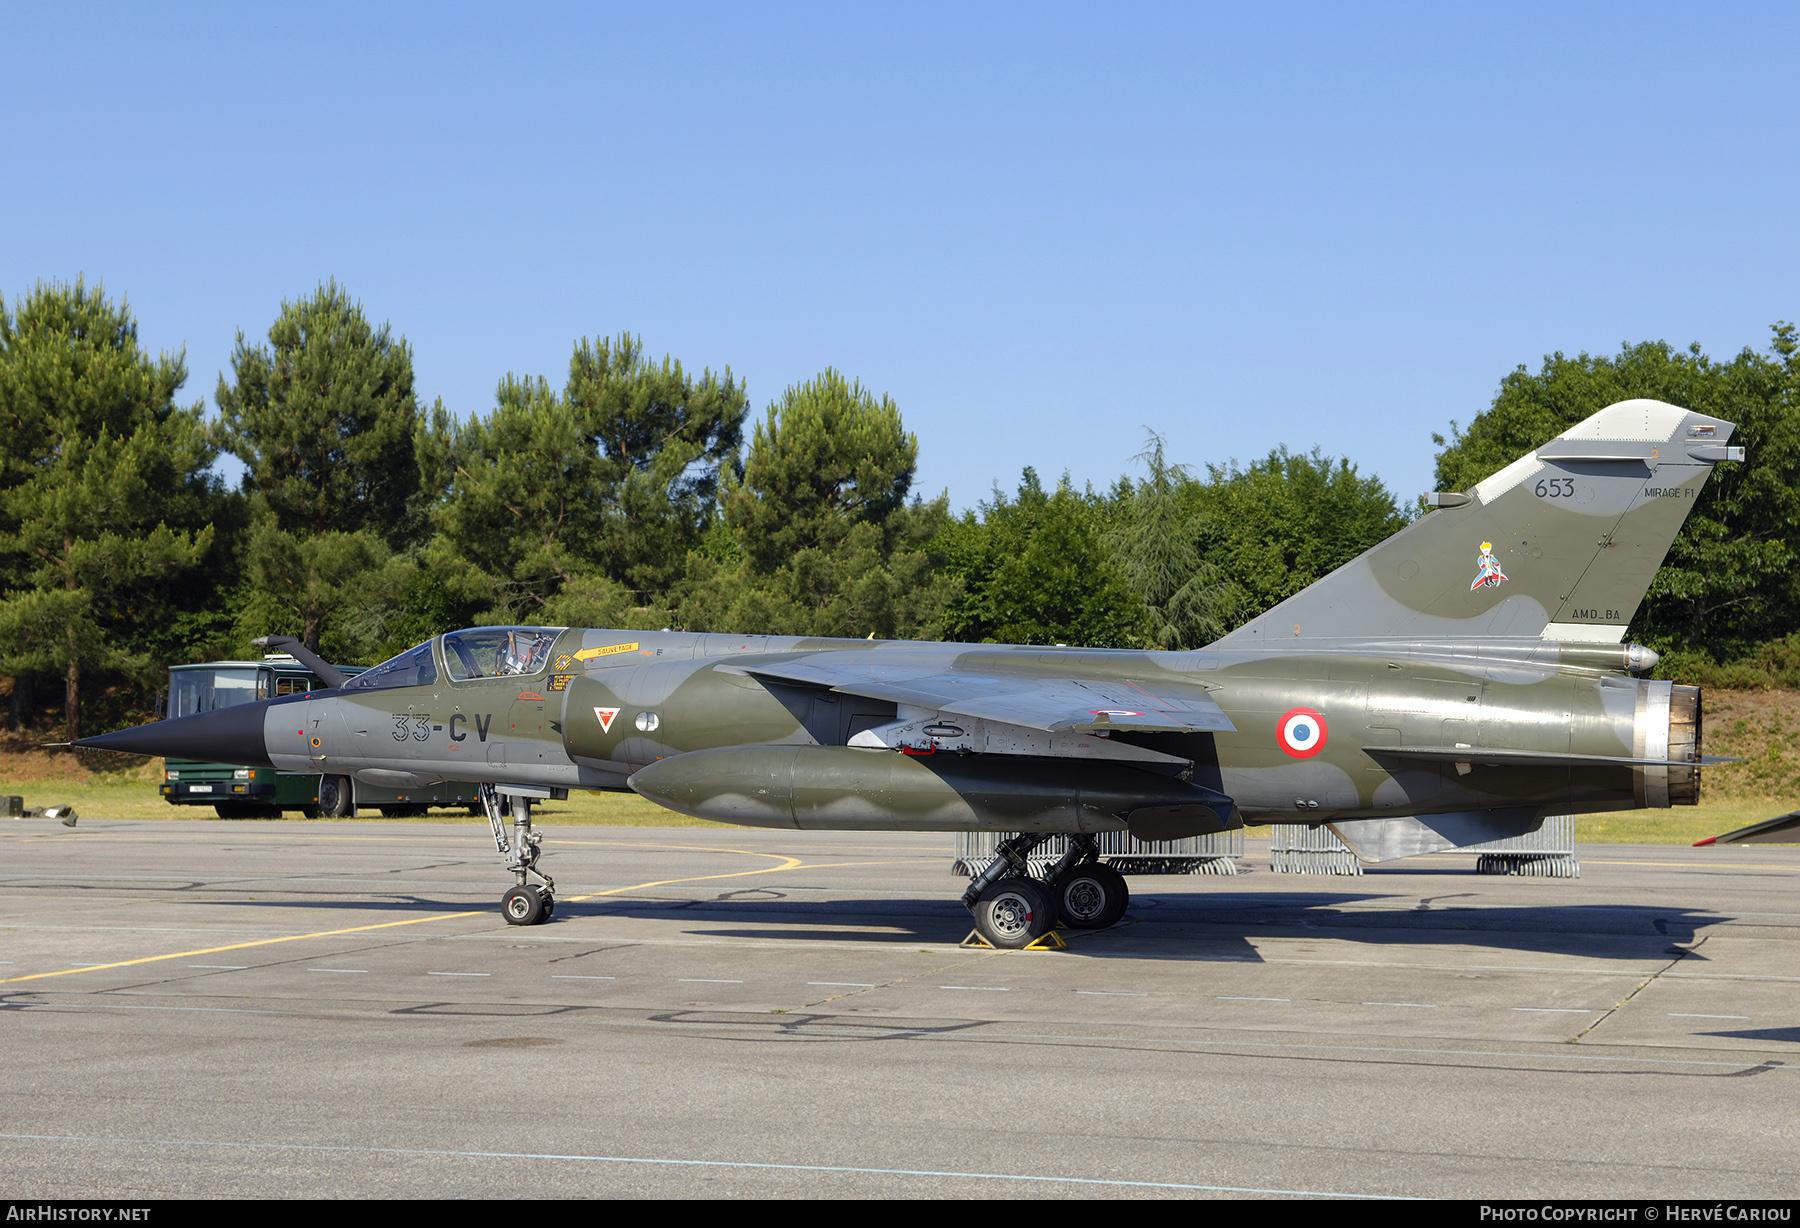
[442,628,559,681]
[340,641,439,692]
[170,669,268,718]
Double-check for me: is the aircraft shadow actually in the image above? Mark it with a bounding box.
[1700,1027,1800,1046]
[575,890,1731,964]
[177,895,494,914]
[163,889,1736,966]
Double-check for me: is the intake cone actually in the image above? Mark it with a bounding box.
[74,704,275,768]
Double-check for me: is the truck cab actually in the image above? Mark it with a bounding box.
[160,655,482,817]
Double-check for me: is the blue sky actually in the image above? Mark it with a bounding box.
[5,3,1797,511]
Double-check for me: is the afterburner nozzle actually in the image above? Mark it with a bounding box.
[75,704,275,768]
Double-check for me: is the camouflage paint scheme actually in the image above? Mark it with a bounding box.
[83,399,1744,864]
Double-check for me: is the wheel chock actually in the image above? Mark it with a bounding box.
[959,928,1068,950]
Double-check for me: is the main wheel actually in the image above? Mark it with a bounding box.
[971,878,1055,949]
[317,774,355,818]
[539,893,555,920]
[1052,862,1129,929]
[501,885,543,926]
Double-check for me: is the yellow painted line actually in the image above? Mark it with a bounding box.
[0,911,484,986]
[564,850,804,902]
[772,859,939,869]
[1,846,821,984]
[560,850,941,901]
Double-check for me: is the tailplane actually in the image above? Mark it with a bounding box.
[1695,811,1800,846]
[1216,399,1741,646]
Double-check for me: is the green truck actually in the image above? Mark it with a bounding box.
[160,655,482,818]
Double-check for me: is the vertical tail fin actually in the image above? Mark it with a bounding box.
[1217,399,1740,646]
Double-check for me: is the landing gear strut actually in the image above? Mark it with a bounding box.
[482,783,555,925]
[961,833,1131,948]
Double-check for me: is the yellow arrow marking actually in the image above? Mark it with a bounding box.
[573,642,639,660]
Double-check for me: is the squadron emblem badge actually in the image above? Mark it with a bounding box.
[1470,541,1509,591]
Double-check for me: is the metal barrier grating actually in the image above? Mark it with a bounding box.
[1268,824,1362,876]
[1269,815,1580,877]
[1471,814,1580,877]
[953,828,1244,877]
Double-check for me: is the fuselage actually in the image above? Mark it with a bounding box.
[108,625,1698,833]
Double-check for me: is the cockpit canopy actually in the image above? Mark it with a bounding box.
[443,627,560,681]
[340,627,561,692]
[340,641,437,691]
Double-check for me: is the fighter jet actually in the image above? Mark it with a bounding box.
[79,398,1758,947]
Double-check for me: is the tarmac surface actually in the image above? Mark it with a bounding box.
[1,817,1797,1199]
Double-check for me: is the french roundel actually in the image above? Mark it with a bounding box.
[1277,707,1328,758]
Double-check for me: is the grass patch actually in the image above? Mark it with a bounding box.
[0,768,725,827]
[477,791,725,828]
[1572,800,1792,846]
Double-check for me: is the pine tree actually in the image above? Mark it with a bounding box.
[218,282,424,653]
[567,333,748,594]
[679,370,953,639]
[0,280,217,739]
[432,374,607,620]
[433,335,750,621]
[218,280,422,542]
[725,369,917,572]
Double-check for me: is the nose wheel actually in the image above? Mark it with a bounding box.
[483,784,556,925]
[502,885,547,926]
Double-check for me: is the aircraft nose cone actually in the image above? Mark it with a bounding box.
[74,704,275,767]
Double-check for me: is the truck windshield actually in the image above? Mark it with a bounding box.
[171,669,268,717]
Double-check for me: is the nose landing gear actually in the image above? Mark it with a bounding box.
[482,783,556,925]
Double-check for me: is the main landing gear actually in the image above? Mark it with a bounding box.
[482,783,556,925]
[961,833,1130,949]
